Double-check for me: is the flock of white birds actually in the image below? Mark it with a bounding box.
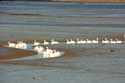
[6,35,125,58]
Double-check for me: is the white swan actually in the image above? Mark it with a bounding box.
[43,40,49,45]
[15,41,27,49]
[92,37,99,44]
[86,39,92,44]
[66,39,71,44]
[110,39,117,44]
[102,38,110,44]
[76,38,81,44]
[115,39,122,44]
[51,39,59,44]
[70,39,76,44]
[42,47,53,58]
[76,38,86,44]
[49,49,62,58]
[34,46,44,55]
[34,40,40,46]
[8,42,16,48]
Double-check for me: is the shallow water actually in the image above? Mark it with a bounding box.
[0,1,125,83]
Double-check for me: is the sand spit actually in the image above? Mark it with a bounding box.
[0,47,37,60]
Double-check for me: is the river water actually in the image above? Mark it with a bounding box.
[0,1,125,83]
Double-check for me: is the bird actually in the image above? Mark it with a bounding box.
[43,40,49,45]
[8,42,16,48]
[66,39,71,44]
[49,49,62,58]
[70,39,76,44]
[35,46,44,55]
[86,39,92,44]
[115,38,122,44]
[92,37,99,44]
[34,40,40,46]
[42,47,53,58]
[110,39,117,44]
[102,38,110,44]
[51,39,59,44]
[15,41,27,49]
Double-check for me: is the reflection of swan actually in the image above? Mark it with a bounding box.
[43,40,49,45]
[8,42,16,48]
[34,40,40,46]
[51,39,59,44]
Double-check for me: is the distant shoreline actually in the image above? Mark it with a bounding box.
[0,0,125,3]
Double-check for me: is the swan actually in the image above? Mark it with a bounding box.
[70,39,76,44]
[42,47,53,58]
[76,38,86,44]
[34,46,44,55]
[21,42,27,49]
[8,42,16,48]
[86,39,92,44]
[110,39,117,44]
[15,41,27,49]
[102,38,110,44]
[115,39,122,44]
[66,39,71,44]
[49,49,62,58]
[51,39,59,44]
[80,39,87,44]
[34,40,40,46]
[92,37,99,44]
[43,40,49,45]
[76,38,81,44]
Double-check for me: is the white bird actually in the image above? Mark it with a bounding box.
[115,39,122,44]
[70,39,76,44]
[92,37,99,44]
[35,46,44,55]
[110,39,117,44]
[102,38,110,44]
[34,40,40,46]
[51,39,59,44]
[76,38,86,44]
[49,49,62,58]
[8,42,16,48]
[76,38,81,44]
[43,40,49,45]
[15,41,27,49]
[66,39,71,44]
[86,39,92,44]
[42,47,53,58]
